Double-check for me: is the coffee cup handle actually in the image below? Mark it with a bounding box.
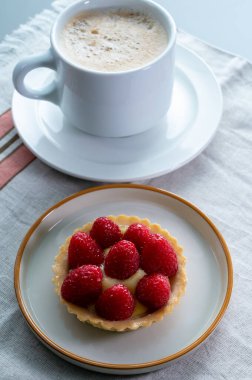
[13,49,58,104]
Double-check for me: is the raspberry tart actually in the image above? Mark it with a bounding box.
[52,215,187,332]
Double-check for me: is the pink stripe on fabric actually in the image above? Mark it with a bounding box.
[0,144,35,189]
[0,110,14,138]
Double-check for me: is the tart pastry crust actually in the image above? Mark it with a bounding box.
[52,215,187,332]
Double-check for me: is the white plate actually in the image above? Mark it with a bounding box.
[12,45,222,182]
[15,184,232,375]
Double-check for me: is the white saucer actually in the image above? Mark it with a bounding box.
[14,185,232,375]
[12,45,222,182]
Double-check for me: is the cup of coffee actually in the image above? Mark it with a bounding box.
[13,0,176,137]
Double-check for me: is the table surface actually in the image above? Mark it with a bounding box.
[1,0,252,62]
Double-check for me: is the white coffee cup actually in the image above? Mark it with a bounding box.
[13,0,176,137]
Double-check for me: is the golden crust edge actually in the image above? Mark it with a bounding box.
[52,215,187,332]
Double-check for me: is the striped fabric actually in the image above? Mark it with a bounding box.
[0,110,35,189]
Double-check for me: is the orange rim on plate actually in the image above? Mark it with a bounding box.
[14,184,233,370]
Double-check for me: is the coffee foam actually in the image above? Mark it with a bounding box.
[61,9,168,72]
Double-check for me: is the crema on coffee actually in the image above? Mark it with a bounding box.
[60,9,168,72]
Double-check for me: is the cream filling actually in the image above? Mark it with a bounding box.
[102,266,146,293]
[101,226,148,316]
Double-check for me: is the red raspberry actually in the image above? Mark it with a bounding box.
[68,232,104,269]
[123,223,151,252]
[61,265,103,307]
[90,217,123,249]
[136,273,171,310]
[141,234,178,277]
[104,240,140,280]
[95,284,135,321]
